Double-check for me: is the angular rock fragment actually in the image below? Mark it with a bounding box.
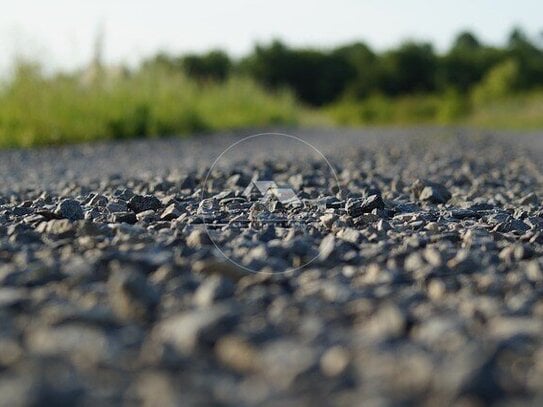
[108,267,159,321]
[419,184,451,204]
[55,199,84,221]
[152,305,237,354]
[193,275,235,306]
[412,179,451,204]
[128,195,162,213]
[345,194,384,217]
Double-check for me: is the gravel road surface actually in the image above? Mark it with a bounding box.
[1,127,543,406]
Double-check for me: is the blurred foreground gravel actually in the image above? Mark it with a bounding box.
[1,128,543,406]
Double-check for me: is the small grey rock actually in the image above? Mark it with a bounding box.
[128,195,162,213]
[194,275,235,307]
[153,305,237,354]
[108,266,160,321]
[55,199,84,221]
[110,211,137,224]
[345,194,384,217]
[160,203,182,220]
[187,229,212,247]
[419,184,451,204]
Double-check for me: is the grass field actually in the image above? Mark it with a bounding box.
[467,92,543,130]
[0,63,300,148]
[327,91,543,130]
[1,62,542,148]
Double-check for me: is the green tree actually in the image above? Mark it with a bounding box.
[241,40,355,106]
[438,31,508,93]
[472,58,521,104]
[378,42,437,95]
[506,27,543,89]
[181,50,231,81]
[332,42,377,98]
[452,31,481,51]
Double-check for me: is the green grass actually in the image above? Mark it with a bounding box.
[0,63,301,148]
[326,91,543,130]
[1,61,542,149]
[468,91,543,130]
[327,94,444,126]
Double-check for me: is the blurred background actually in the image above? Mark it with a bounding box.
[1,0,542,148]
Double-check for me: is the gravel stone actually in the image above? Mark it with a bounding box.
[108,266,159,321]
[55,199,84,221]
[0,129,543,405]
[160,203,182,220]
[320,346,350,377]
[419,183,451,204]
[153,305,237,354]
[215,335,259,373]
[110,211,137,224]
[193,275,235,306]
[187,229,212,247]
[128,194,162,213]
[345,194,384,217]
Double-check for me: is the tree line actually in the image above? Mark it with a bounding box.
[144,28,543,107]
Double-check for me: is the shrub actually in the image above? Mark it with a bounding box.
[0,61,300,148]
[471,59,521,104]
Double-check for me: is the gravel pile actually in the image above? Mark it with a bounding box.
[1,129,543,405]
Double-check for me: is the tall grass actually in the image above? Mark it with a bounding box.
[327,90,543,129]
[1,60,542,149]
[0,62,300,148]
[468,91,543,130]
[327,57,543,129]
[327,92,468,126]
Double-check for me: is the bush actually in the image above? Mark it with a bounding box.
[328,94,443,125]
[471,59,521,104]
[437,89,471,122]
[181,50,232,81]
[240,41,355,106]
[0,61,301,148]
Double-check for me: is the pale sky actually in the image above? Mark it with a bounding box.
[1,0,542,74]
